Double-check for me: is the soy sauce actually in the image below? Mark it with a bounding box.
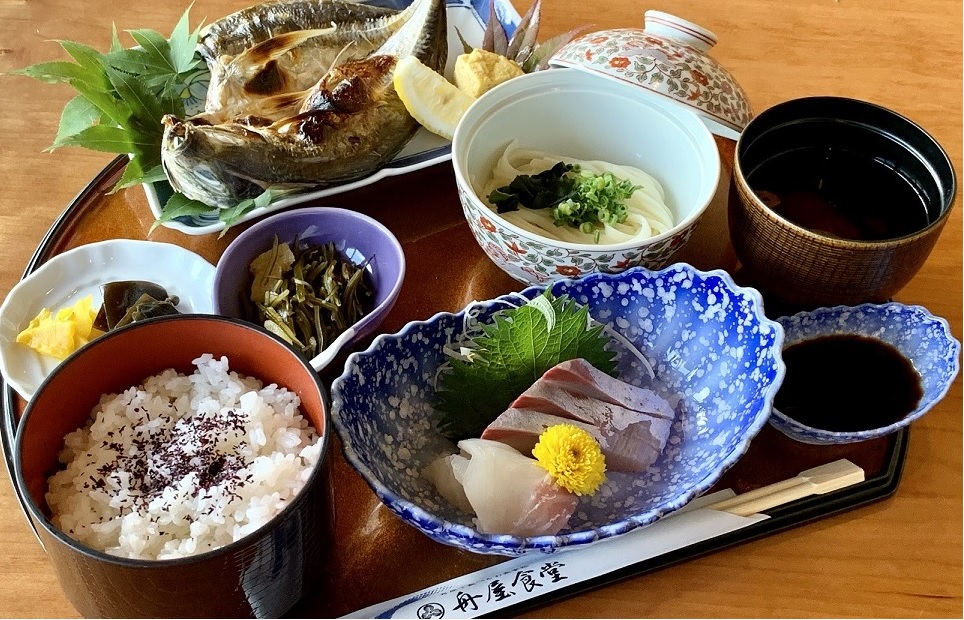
[774,334,923,432]
[748,147,930,240]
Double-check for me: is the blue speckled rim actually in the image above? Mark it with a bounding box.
[770,302,961,444]
[330,263,786,554]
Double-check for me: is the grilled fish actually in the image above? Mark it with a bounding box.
[199,0,413,123]
[161,0,447,209]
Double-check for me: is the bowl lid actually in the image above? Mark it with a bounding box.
[549,10,751,139]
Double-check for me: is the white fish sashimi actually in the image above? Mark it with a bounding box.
[424,439,578,537]
[422,453,473,514]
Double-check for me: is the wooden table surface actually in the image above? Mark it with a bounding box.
[0,0,960,617]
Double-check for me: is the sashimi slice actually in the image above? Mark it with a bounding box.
[482,403,670,472]
[481,408,604,456]
[423,453,473,514]
[542,358,675,420]
[482,358,675,472]
[431,438,577,536]
[513,378,673,472]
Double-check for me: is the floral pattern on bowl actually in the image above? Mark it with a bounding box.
[462,185,698,284]
[550,11,751,137]
[770,303,961,445]
[330,265,785,556]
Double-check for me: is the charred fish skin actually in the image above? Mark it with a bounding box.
[162,55,413,205]
[161,0,448,209]
[201,2,419,123]
[199,0,400,59]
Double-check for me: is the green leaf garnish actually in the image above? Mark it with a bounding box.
[110,24,124,54]
[148,191,217,234]
[10,61,97,86]
[54,124,134,153]
[49,95,101,149]
[488,163,641,242]
[8,7,286,232]
[12,7,202,196]
[58,40,107,76]
[148,187,287,236]
[217,188,287,236]
[434,291,617,440]
[168,4,202,75]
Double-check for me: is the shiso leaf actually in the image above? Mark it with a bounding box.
[434,291,617,441]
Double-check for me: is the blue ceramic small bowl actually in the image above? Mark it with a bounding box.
[214,207,406,372]
[770,303,961,445]
[330,264,785,556]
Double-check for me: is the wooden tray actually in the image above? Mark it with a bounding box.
[0,152,907,617]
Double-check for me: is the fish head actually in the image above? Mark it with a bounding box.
[161,115,267,209]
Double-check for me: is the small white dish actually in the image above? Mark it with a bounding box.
[0,240,216,401]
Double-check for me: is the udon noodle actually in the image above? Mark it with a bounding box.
[479,142,674,245]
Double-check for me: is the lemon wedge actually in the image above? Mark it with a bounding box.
[394,55,475,141]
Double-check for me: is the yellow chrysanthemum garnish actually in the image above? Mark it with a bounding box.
[532,424,606,496]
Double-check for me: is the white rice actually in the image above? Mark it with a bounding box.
[46,354,322,560]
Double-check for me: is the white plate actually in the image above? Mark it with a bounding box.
[0,240,216,401]
[148,0,522,236]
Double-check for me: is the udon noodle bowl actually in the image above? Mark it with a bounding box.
[479,142,675,245]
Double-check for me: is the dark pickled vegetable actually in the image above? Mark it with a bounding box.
[98,280,169,329]
[113,293,181,328]
[243,237,374,359]
[95,281,173,331]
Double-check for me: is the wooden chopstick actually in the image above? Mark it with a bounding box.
[707,459,866,517]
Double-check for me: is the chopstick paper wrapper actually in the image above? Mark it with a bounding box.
[344,459,865,619]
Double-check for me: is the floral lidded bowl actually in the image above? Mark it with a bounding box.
[550,10,751,140]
